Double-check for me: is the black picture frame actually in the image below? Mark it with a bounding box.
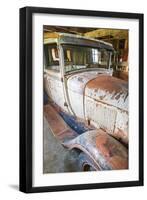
[19,6,144,193]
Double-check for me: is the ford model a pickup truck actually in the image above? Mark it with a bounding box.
[44,32,128,171]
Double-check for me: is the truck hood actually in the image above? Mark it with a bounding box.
[67,71,128,111]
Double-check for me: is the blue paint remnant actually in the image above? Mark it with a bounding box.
[44,91,49,105]
[59,111,93,135]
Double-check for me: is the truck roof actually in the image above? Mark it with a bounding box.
[44,32,114,51]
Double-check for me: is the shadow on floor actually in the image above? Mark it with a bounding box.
[43,117,81,173]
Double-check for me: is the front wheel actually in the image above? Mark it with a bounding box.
[78,152,98,171]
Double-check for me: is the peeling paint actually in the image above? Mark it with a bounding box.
[64,129,128,170]
[44,70,129,145]
[85,96,117,133]
[67,71,102,94]
[85,75,128,111]
[44,72,68,112]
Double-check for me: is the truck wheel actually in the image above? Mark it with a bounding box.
[78,152,97,171]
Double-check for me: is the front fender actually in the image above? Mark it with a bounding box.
[63,129,128,170]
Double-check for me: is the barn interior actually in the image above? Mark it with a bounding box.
[43,25,129,173]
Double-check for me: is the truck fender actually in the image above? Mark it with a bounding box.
[63,129,128,170]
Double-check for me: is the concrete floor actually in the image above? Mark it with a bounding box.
[43,117,80,173]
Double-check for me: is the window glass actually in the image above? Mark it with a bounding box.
[44,44,59,72]
[63,45,111,73]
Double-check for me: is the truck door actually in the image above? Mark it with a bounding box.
[43,43,68,112]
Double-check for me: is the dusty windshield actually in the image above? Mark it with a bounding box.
[63,45,112,73]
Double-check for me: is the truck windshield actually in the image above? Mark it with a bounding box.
[62,45,112,73]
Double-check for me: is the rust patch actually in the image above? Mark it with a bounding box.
[57,129,78,141]
[85,75,128,113]
[44,105,67,134]
[44,104,78,142]
[95,132,128,169]
[109,156,128,169]
[96,134,110,157]
[64,129,128,170]
[86,75,128,94]
[113,128,128,145]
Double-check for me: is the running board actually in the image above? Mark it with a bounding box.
[44,104,78,143]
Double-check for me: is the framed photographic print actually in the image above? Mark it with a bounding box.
[19,6,144,193]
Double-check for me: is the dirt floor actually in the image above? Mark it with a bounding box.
[43,117,80,173]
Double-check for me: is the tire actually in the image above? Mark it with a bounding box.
[78,152,98,171]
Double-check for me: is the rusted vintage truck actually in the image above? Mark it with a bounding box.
[43,32,128,171]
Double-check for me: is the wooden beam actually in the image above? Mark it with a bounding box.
[44,32,59,39]
[85,29,128,39]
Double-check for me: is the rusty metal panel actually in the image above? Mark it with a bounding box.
[85,96,117,133]
[44,103,128,170]
[44,72,68,112]
[44,104,78,142]
[84,75,128,144]
[64,129,128,170]
[67,71,99,94]
[66,71,100,119]
[113,109,128,144]
[67,72,113,119]
[85,98,128,144]
[95,130,128,169]
[85,75,128,111]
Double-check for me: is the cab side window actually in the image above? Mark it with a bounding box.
[44,44,60,72]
